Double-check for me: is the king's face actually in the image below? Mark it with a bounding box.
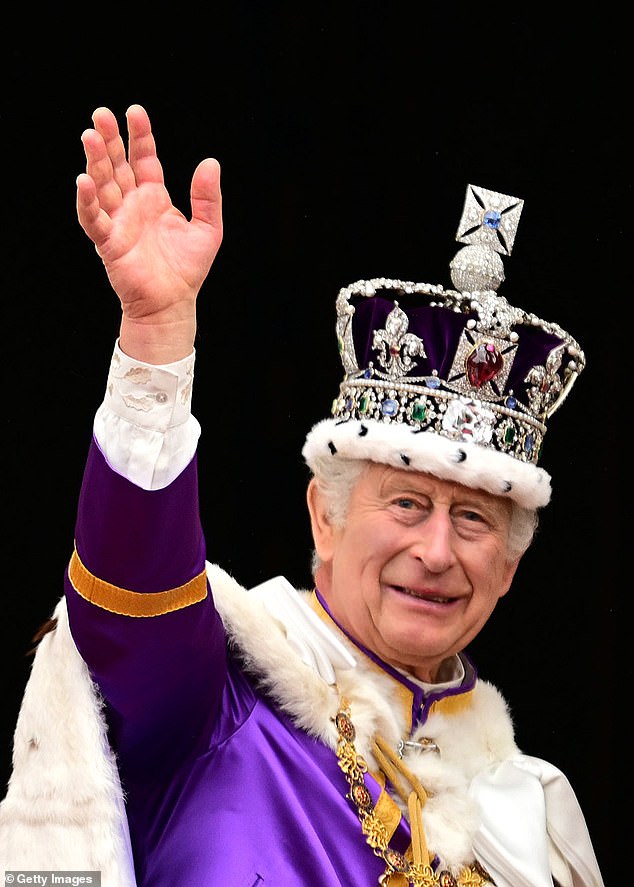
[308,463,519,682]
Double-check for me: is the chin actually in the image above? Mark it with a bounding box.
[380,631,449,672]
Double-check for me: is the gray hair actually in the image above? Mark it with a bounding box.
[308,455,538,574]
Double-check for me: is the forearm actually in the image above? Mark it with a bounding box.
[65,343,227,777]
[65,443,226,779]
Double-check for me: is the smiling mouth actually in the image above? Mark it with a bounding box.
[393,585,453,604]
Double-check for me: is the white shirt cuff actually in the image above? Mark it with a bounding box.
[93,341,201,490]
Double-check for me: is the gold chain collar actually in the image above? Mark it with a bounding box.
[333,697,493,887]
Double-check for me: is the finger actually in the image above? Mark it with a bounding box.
[125,104,165,187]
[76,172,112,248]
[81,126,125,217]
[92,106,137,197]
[190,158,223,234]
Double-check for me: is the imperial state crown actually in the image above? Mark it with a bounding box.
[302,184,585,509]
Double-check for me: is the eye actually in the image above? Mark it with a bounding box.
[461,509,486,523]
[394,497,417,510]
[453,505,505,537]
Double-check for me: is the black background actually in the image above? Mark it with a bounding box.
[3,6,622,884]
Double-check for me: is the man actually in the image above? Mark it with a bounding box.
[0,105,604,887]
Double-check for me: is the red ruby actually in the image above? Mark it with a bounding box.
[466,342,503,387]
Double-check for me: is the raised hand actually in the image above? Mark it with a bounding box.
[76,104,223,363]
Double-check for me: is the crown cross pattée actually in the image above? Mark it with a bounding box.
[372,302,426,379]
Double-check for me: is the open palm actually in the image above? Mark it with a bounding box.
[77,105,223,322]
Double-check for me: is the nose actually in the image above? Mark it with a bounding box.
[408,510,457,573]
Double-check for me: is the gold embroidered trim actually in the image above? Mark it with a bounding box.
[428,691,475,717]
[68,547,208,617]
[333,697,493,887]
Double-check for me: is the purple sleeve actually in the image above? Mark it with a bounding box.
[64,437,227,779]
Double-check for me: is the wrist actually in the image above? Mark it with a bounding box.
[119,315,196,365]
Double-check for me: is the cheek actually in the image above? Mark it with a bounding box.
[333,525,388,583]
[334,515,419,584]
[480,552,513,598]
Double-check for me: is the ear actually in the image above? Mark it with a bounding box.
[306,478,336,564]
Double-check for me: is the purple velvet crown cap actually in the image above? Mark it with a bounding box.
[302,185,585,510]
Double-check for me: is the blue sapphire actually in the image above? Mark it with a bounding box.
[381,399,398,416]
[426,377,440,389]
[363,368,373,379]
[483,210,501,230]
[505,395,517,410]
[524,433,534,454]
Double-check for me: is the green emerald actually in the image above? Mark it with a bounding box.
[411,401,427,422]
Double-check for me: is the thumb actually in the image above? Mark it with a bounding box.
[190,157,223,232]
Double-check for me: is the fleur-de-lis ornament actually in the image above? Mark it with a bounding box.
[372,302,426,379]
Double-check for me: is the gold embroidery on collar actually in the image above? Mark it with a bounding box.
[333,696,493,886]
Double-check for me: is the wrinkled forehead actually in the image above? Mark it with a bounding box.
[357,460,515,512]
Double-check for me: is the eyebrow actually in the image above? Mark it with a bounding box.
[380,476,503,513]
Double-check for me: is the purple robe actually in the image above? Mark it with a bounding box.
[65,439,476,887]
